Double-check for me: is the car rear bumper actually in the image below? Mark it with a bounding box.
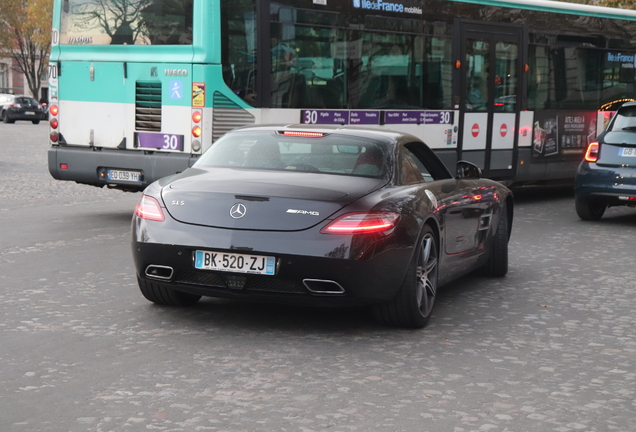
[575,163,636,204]
[6,110,44,120]
[132,217,414,306]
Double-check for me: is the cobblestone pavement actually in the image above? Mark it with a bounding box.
[1,122,635,432]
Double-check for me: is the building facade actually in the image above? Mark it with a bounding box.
[0,56,49,102]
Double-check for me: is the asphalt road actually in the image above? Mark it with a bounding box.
[1,121,635,432]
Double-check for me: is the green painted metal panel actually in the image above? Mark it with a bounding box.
[58,62,194,106]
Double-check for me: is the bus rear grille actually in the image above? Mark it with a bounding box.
[212,91,255,142]
[136,81,162,132]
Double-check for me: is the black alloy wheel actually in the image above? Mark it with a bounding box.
[374,225,438,329]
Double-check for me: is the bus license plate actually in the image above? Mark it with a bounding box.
[195,250,276,275]
[107,169,142,182]
[620,147,636,157]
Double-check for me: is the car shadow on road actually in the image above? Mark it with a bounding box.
[510,184,574,204]
[144,297,385,334]
[576,206,636,225]
[137,271,506,336]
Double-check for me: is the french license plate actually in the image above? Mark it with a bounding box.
[195,250,276,275]
[107,169,141,182]
[25,111,35,115]
[620,147,636,157]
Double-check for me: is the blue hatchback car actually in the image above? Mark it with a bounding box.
[575,102,636,220]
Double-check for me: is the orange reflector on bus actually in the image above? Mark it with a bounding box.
[282,131,325,137]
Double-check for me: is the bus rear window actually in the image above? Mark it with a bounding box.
[60,0,193,45]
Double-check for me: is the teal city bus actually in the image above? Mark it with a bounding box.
[48,0,636,191]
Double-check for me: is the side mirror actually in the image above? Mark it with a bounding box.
[456,160,482,179]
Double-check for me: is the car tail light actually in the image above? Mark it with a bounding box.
[50,105,59,116]
[135,195,165,222]
[192,111,202,123]
[50,119,59,129]
[50,131,59,143]
[321,212,400,235]
[282,131,326,137]
[585,142,599,162]
[192,126,202,138]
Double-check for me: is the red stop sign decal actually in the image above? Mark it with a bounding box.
[500,124,508,137]
[471,123,480,138]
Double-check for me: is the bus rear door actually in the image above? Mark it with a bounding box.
[458,22,523,180]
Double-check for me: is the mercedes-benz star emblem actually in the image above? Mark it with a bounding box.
[230,203,247,219]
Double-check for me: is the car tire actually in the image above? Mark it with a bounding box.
[575,197,605,221]
[2,111,14,124]
[32,120,40,125]
[479,204,509,277]
[373,225,438,329]
[137,276,201,306]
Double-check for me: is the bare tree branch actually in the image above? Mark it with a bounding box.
[0,0,53,98]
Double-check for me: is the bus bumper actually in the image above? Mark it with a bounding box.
[48,145,198,192]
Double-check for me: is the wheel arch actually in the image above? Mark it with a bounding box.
[400,216,440,285]
[423,216,441,251]
[504,194,514,240]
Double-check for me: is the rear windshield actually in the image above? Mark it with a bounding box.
[195,132,390,178]
[15,97,38,105]
[610,106,636,132]
[60,0,193,45]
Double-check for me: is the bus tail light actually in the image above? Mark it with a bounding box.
[585,142,599,162]
[49,104,60,145]
[191,108,203,151]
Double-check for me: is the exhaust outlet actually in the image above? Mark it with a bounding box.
[145,265,174,281]
[303,279,345,295]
